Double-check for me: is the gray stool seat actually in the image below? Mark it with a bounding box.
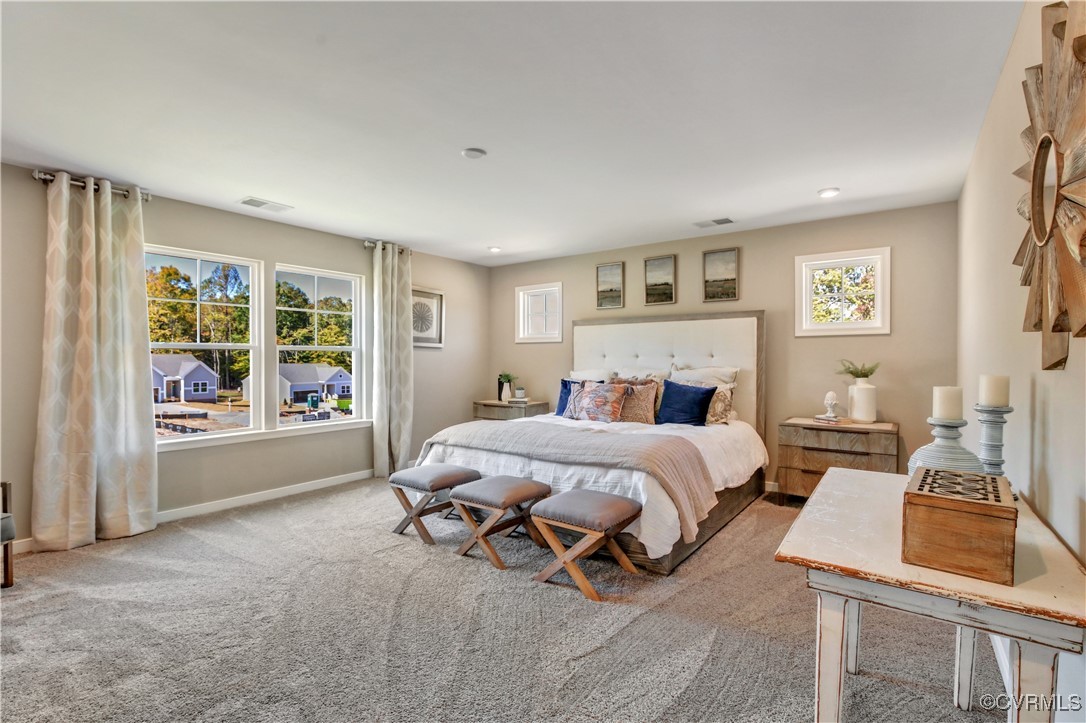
[531,489,642,533]
[450,476,551,570]
[531,489,642,601]
[388,464,481,545]
[451,476,551,509]
[0,513,13,544]
[389,463,481,493]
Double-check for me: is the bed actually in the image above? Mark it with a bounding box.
[417,311,768,574]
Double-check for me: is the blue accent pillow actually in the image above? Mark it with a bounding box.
[655,379,715,426]
[555,379,580,416]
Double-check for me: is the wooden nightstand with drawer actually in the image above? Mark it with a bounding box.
[776,417,899,501]
[473,400,550,420]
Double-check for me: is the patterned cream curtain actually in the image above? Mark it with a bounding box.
[372,242,414,478]
[32,173,158,551]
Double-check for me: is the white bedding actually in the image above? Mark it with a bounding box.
[417,415,768,559]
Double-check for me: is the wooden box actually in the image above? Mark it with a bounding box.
[902,467,1017,585]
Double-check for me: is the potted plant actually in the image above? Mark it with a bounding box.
[497,372,517,401]
[837,360,880,423]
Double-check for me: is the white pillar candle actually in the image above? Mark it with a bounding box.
[933,386,963,420]
[978,375,1010,407]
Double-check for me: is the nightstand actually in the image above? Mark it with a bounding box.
[473,400,550,420]
[777,417,899,500]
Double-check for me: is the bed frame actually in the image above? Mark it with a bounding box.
[567,310,766,575]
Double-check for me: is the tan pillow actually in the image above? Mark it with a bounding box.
[670,366,739,387]
[612,373,667,411]
[681,381,736,424]
[616,382,656,424]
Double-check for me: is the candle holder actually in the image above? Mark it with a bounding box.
[974,404,1014,476]
[907,418,985,475]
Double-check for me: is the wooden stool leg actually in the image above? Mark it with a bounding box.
[391,487,438,545]
[604,537,640,575]
[1,542,11,588]
[453,501,482,556]
[533,520,604,602]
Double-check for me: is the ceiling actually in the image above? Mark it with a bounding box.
[2,2,1022,266]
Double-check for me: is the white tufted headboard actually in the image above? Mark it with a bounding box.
[572,311,765,439]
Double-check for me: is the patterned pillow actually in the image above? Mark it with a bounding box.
[612,369,669,411]
[569,382,629,422]
[616,381,657,424]
[682,381,737,424]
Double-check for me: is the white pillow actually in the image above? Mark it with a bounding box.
[611,367,671,382]
[569,368,610,382]
[670,365,739,387]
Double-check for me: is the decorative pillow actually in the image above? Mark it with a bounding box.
[611,368,670,410]
[616,381,657,424]
[569,382,629,422]
[670,365,740,387]
[655,379,715,426]
[681,381,736,424]
[555,378,583,417]
[569,368,610,382]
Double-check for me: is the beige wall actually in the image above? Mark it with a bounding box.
[959,2,1085,563]
[488,202,960,483]
[958,2,1085,705]
[410,252,492,458]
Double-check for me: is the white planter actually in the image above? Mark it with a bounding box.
[849,379,877,423]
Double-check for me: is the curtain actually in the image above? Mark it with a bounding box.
[32,173,158,551]
[372,242,414,478]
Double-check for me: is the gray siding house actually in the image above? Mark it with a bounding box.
[151,354,219,403]
[243,363,352,404]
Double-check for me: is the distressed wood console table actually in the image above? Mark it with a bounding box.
[775,468,1085,723]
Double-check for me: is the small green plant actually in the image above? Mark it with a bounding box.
[498,372,517,384]
[837,359,880,379]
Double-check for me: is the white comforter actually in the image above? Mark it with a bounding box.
[417,415,768,559]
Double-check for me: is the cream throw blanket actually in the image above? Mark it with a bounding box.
[419,420,718,542]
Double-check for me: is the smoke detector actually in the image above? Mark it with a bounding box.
[239,196,294,213]
[693,218,734,229]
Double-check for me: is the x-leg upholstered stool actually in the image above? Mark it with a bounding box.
[388,464,481,545]
[449,476,551,570]
[531,489,642,602]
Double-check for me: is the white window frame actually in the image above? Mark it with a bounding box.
[192,381,209,394]
[795,247,891,337]
[340,384,351,396]
[147,244,263,446]
[275,263,363,428]
[515,282,563,343]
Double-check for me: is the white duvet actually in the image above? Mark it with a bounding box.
[417,415,769,559]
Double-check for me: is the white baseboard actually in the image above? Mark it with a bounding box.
[156,469,374,523]
[10,471,375,555]
[765,478,779,494]
[989,633,1014,697]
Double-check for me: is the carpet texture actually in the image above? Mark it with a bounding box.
[1,479,1005,722]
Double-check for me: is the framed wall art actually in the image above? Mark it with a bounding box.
[644,254,676,305]
[703,248,739,302]
[596,261,624,309]
[411,287,445,347]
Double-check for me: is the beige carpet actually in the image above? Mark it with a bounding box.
[1,479,1004,722]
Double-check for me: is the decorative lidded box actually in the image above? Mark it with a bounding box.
[902,467,1018,586]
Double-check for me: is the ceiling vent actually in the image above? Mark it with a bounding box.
[239,196,294,213]
[693,217,734,229]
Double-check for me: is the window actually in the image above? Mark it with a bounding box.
[340,384,351,397]
[795,247,891,336]
[146,247,259,439]
[276,266,361,426]
[515,282,562,343]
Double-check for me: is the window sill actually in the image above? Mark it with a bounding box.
[156,418,373,453]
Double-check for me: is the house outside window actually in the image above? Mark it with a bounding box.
[146,246,259,439]
[515,282,562,343]
[340,384,351,397]
[794,247,891,336]
[275,265,361,426]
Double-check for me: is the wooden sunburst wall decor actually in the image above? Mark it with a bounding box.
[1011,1,1086,370]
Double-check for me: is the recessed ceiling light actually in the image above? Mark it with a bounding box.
[818,187,840,199]
[488,246,502,253]
[462,148,488,159]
